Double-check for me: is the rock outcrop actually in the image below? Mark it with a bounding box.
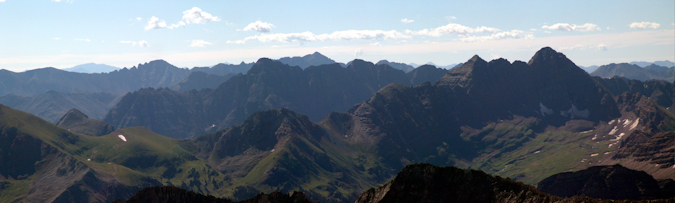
[56,108,115,136]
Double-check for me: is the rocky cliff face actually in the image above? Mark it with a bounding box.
[56,108,115,136]
[593,76,673,109]
[537,164,673,200]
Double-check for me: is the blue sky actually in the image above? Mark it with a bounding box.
[0,0,673,71]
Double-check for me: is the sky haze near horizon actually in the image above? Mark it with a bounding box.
[0,0,673,71]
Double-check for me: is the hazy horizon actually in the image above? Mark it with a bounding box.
[1,0,673,71]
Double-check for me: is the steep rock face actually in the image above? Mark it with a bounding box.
[376,60,415,73]
[104,88,210,137]
[56,108,115,136]
[537,165,672,200]
[105,58,446,139]
[114,186,313,203]
[406,64,448,86]
[593,76,673,109]
[0,59,190,97]
[169,71,235,92]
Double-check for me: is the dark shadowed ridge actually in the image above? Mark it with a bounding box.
[538,164,675,200]
[356,164,675,203]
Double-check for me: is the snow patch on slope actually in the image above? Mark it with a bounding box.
[118,135,127,142]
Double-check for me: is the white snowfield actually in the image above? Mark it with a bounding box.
[118,135,127,142]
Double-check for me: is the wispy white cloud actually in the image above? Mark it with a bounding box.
[182,7,220,24]
[558,44,607,51]
[145,16,167,30]
[51,0,73,3]
[541,23,601,32]
[401,18,414,24]
[52,37,60,40]
[460,30,534,42]
[146,7,219,30]
[243,21,275,32]
[136,17,142,21]
[138,40,149,47]
[190,40,212,47]
[167,21,186,29]
[74,38,90,42]
[629,22,660,29]
[229,30,410,44]
[120,40,149,47]
[0,0,6,2]
[445,16,457,20]
[406,23,500,37]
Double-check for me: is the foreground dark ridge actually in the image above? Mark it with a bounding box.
[112,186,313,203]
[538,164,675,200]
[356,164,675,203]
[115,164,675,203]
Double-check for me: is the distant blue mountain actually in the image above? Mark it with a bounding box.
[629,60,675,68]
[63,63,120,73]
[579,65,599,73]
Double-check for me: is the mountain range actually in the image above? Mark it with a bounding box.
[103,59,448,139]
[0,60,190,97]
[1,47,674,203]
[630,60,675,68]
[591,63,674,82]
[277,52,343,69]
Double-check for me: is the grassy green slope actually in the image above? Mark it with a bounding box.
[0,105,227,202]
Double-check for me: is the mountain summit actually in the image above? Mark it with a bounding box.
[277,52,338,69]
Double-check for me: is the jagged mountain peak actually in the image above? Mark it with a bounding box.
[247,58,300,75]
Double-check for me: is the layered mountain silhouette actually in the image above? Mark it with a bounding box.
[277,52,340,69]
[63,63,120,73]
[104,59,448,139]
[2,47,675,203]
[0,91,123,123]
[376,60,415,72]
[591,63,674,81]
[630,60,675,68]
[0,60,190,96]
